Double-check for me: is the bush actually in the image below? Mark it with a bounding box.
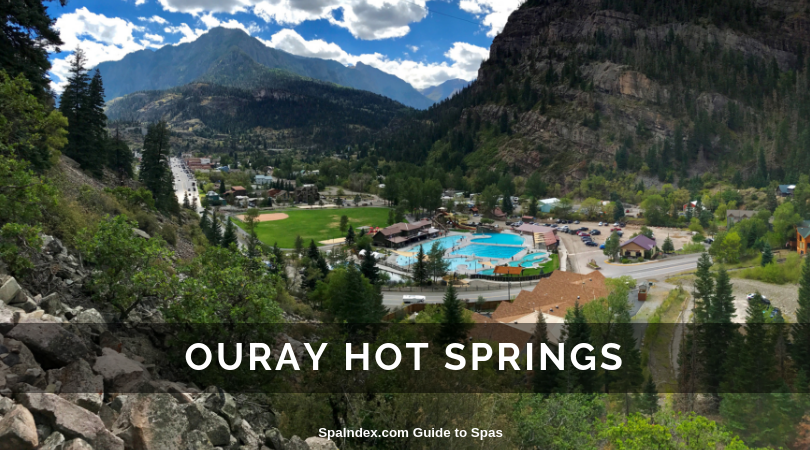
[133,210,160,237]
[737,253,802,284]
[159,224,177,247]
[681,242,706,254]
[621,258,631,264]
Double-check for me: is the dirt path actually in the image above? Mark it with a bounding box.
[236,213,289,222]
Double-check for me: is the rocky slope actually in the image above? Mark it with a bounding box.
[392,0,810,187]
[0,237,336,450]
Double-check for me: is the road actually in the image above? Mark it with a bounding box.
[170,157,202,212]
[381,283,531,307]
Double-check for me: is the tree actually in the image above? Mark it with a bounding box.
[339,215,349,233]
[662,236,674,253]
[766,188,779,213]
[353,194,361,206]
[772,202,801,248]
[502,195,514,216]
[793,257,810,376]
[182,192,190,209]
[294,235,304,255]
[436,284,471,346]
[704,267,737,397]
[360,249,380,285]
[481,184,500,216]
[614,200,625,222]
[207,211,222,246]
[580,197,601,219]
[604,232,621,261]
[345,225,355,246]
[199,208,211,235]
[77,215,175,321]
[526,172,547,198]
[108,129,134,180]
[559,302,596,393]
[761,242,774,266]
[531,311,559,394]
[637,376,659,416]
[412,245,428,285]
[427,240,450,281]
[221,217,237,249]
[312,263,385,325]
[387,209,394,225]
[219,180,226,195]
[0,0,65,100]
[139,121,177,212]
[527,197,538,218]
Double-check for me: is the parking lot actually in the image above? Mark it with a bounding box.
[551,220,701,254]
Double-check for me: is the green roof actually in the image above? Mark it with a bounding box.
[799,227,810,239]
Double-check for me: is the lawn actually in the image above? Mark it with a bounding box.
[233,207,393,248]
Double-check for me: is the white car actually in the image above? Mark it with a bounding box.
[598,222,604,226]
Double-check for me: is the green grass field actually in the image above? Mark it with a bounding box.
[234,208,392,248]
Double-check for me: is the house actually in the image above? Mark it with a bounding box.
[372,220,439,248]
[254,175,273,186]
[797,220,810,255]
[294,184,319,203]
[514,223,558,251]
[206,191,226,206]
[620,235,656,257]
[726,210,758,228]
[778,184,795,197]
[683,201,701,212]
[266,188,288,201]
[492,207,507,219]
[469,206,479,214]
[491,271,608,323]
[223,186,247,202]
[539,198,560,214]
[521,215,535,222]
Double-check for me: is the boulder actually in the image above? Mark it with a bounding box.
[92,348,149,393]
[264,428,285,450]
[286,436,310,450]
[17,393,124,450]
[182,402,230,446]
[196,386,240,429]
[2,339,45,389]
[16,298,38,313]
[39,431,66,450]
[183,429,215,450]
[98,403,118,430]
[132,229,151,239]
[0,397,13,414]
[0,277,22,305]
[39,294,64,317]
[0,404,38,450]
[6,323,89,369]
[71,309,105,335]
[47,359,104,413]
[232,419,261,448]
[112,394,189,450]
[63,438,93,450]
[305,437,339,450]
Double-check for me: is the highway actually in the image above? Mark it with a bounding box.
[170,157,202,212]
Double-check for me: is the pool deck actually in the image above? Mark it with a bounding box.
[387,231,549,275]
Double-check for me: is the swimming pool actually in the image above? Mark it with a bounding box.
[507,252,550,267]
[471,232,524,246]
[450,244,522,259]
[446,257,488,272]
[395,235,465,266]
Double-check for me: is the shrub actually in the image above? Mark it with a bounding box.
[682,242,706,254]
[621,258,631,264]
[159,224,177,247]
[737,253,802,284]
[133,210,160,237]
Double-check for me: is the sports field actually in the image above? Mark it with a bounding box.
[233,207,392,248]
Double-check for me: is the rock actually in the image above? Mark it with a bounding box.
[286,436,310,450]
[44,238,63,255]
[183,402,230,446]
[98,403,118,430]
[92,347,149,393]
[0,404,38,450]
[232,419,261,448]
[6,323,90,369]
[183,429,215,450]
[3,339,45,389]
[0,277,22,304]
[17,393,124,450]
[47,359,104,413]
[197,386,240,429]
[0,397,12,414]
[39,294,64,317]
[17,298,38,313]
[36,421,53,443]
[71,309,105,335]
[112,394,189,450]
[39,431,66,450]
[264,428,285,450]
[305,437,339,450]
[132,228,151,239]
[63,438,93,450]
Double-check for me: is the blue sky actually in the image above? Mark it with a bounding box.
[48,0,522,91]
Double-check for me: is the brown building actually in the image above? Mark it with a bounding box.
[372,220,438,248]
[294,184,319,203]
[620,235,656,258]
[491,271,608,322]
[797,220,810,255]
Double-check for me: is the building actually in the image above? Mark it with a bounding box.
[491,271,608,323]
[206,191,226,207]
[778,184,796,197]
[514,224,558,251]
[620,235,656,258]
[266,188,289,201]
[492,207,507,219]
[797,220,810,255]
[539,198,560,214]
[223,186,247,202]
[294,184,319,203]
[372,220,439,248]
[726,210,758,228]
[254,175,273,186]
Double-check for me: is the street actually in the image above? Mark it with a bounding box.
[170,157,202,213]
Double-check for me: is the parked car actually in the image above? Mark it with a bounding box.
[612,223,620,227]
[599,243,606,249]
[555,219,561,223]
[579,227,589,231]
[611,227,622,232]
[704,238,714,244]
[619,222,626,227]
[581,237,593,242]
[585,241,598,247]
[577,231,589,237]
[616,231,623,237]
[574,220,580,224]
[590,230,601,235]
[747,293,771,306]
[770,308,782,319]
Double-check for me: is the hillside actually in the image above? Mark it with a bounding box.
[94,27,435,110]
[420,78,471,102]
[378,0,810,189]
[104,52,412,151]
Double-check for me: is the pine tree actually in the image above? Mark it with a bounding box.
[387,209,394,225]
[638,376,659,416]
[427,241,450,282]
[108,129,134,180]
[294,235,304,255]
[502,195,514,215]
[531,311,559,394]
[436,284,470,346]
[360,250,379,285]
[792,257,810,375]
[85,69,108,175]
[703,267,737,398]
[219,180,226,195]
[527,197,538,218]
[766,188,778,213]
[559,302,596,393]
[412,245,428,286]
[208,211,222,246]
[140,121,176,212]
[693,252,715,323]
[59,49,91,167]
[199,209,211,235]
[345,225,355,246]
[761,242,774,266]
[221,217,237,249]
[662,237,674,253]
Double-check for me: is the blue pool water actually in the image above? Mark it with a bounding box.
[446,258,487,272]
[450,244,522,259]
[395,235,465,266]
[471,233,524,246]
[507,252,550,267]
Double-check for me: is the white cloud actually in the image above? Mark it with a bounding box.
[407,45,419,52]
[263,29,486,89]
[51,8,152,90]
[459,0,521,37]
[157,0,427,40]
[164,23,206,44]
[145,33,164,42]
[139,15,169,24]
[135,0,148,5]
[199,13,261,34]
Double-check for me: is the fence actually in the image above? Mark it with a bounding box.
[381,280,538,292]
[468,271,551,282]
[382,298,510,320]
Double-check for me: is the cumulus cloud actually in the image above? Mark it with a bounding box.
[157,0,251,15]
[139,15,169,24]
[263,29,487,89]
[199,13,261,34]
[407,45,419,52]
[459,0,521,37]
[164,23,206,44]
[51,8,150,90]
[135,0,148,5]
[144,33,164,42]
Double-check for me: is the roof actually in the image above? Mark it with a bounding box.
[231,186,246,191]
[492,271,607,321]
[515,224,555,234]
[468,315,533,347]
[799,221,810,239]
[621,235,656,250]
[539,198,560,204]
[779,185,795,194]
[378,220,432,236]
[522,215,535,220]
[726,210,757,218]
[493,207,506,217]
[494,266,523,275]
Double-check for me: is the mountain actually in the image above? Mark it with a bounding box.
[94,27,434,110]
[376,0,810,188]
[105,49,412,151]
[420,79,471,102]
